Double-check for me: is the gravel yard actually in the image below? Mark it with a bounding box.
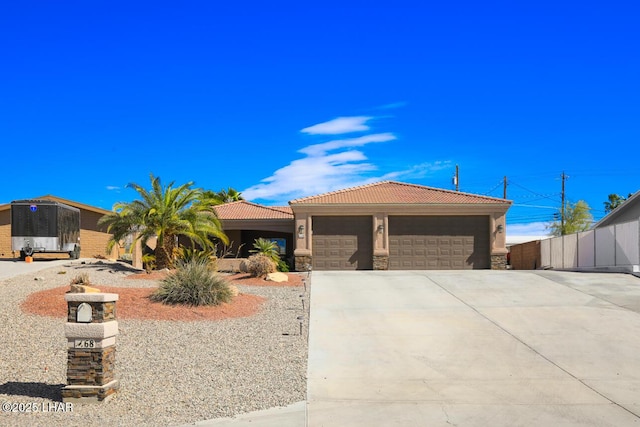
[0,260,309,427]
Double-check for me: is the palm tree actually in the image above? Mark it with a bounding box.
[99,174,228,269]
[217,187,243,203]
[198,187,244,206]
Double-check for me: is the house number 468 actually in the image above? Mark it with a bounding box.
[74,339,95,349]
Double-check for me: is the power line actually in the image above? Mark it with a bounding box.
[509,181,561,202]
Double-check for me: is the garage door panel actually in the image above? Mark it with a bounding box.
[389,216,490,270]
[312,216,373,270]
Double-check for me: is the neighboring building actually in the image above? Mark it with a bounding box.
[289,181,511,271]
[508,190,640,272]
[593,191,640,228]
[0,196,117,259]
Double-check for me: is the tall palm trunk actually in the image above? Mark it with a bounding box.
[155,246,173,269]
[155,234,177,269]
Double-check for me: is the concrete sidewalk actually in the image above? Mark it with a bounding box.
[307,270,640,426]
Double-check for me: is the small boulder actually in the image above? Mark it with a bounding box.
[266,272,288,283]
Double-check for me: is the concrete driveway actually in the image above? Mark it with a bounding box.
[0,258,79,280]
[307,270,640,426]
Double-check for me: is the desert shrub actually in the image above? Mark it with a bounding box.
[246,254,276,278]
[150,259,233,306]
[70,273,91,285]
[178,248,217,271]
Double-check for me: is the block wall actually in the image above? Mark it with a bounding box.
[509,240,541,270]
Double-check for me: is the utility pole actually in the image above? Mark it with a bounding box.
[503,176,508,199]
[453,165,459,192]
[561,171,566,235]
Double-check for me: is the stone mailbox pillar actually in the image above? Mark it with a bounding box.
[62,293,119,403]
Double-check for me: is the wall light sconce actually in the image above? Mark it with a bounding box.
[298,225,305,238]
[496,224,504,233]
[377,224,385,234]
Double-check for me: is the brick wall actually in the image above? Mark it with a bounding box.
[509,240,541,270]
[0,210,10,257]
[80,229,117,259]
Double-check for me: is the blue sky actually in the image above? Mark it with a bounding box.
[2,1,639,236]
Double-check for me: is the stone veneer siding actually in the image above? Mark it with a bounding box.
[66,347,116,386]
[295,255,312,272]
[67,301,116,323]
[373,255,389,270]
[491,254,508,270]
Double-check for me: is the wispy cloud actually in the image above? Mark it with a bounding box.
[301,116,372,135]
[507,222,550,237]
[243,113,450,203]
[106,186,121,191]
[376,101,407,110]
[377,161,452,181]
[300,133,396,156]
[243,155,452,204]
[242,150,375,202]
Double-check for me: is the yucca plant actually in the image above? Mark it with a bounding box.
[150,259,233,306]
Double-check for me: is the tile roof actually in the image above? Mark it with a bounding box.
[289,181,511,205]
[213,201,294,220]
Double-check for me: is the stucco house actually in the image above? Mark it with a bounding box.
[1,181,512,270]
[0,195,117,259]
[218,181,512,271]
[212,200,294,260]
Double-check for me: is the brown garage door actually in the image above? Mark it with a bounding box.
[389,216,490,270]
[312,216,373,270]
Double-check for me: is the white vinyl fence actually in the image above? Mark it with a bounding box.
[540,218,640,272]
